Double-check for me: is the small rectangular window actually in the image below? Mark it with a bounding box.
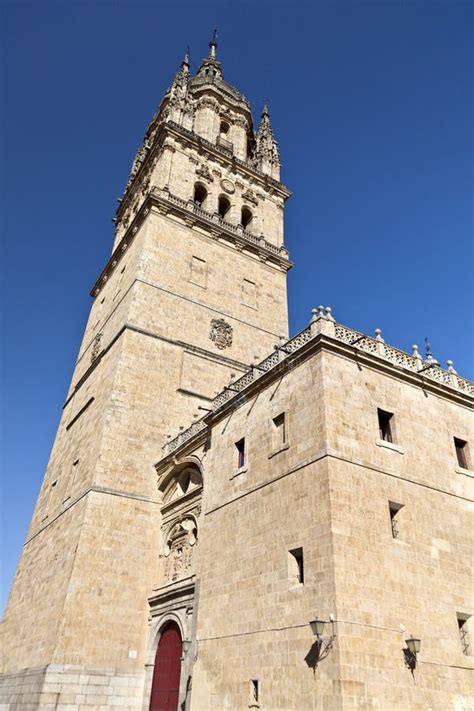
[378,409,394,443]
[288,547,304,586]
[454,438,469,469]
[236,438,245,469]
[250,679,259,705]
[389,502,404,539]
[457,614,471,655]
[273,413,287,446]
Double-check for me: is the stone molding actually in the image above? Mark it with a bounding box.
[159,315,474,462]
[115,121,291,228]
[91,189,292,298]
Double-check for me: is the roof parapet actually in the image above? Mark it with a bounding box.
[161,308,473,458]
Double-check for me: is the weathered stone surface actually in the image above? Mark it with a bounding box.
[2,37,473,711]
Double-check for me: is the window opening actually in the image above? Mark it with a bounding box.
[378,409,394,443]
[241,207,253,229]
[273,413,286,446]
[250,679,259,705]
[288,547,304,585]
[218,195,231,219]
[194,183,207,207]
[454,438,469,469]
[236,438,245,469]
[389,502,404,539]
[457,614,471,655]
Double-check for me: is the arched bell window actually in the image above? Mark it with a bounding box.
[193,183,207,208]
[218,195,231,219]
[220,121,230,137]
[241,206,253,230]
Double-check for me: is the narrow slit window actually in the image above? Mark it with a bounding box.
[273,413,286,446]
[378,408,394,443]
[457,614,471,655]
[288,547,304,586]
[389,502,403,539]
[454,438,469,469]
[236,438,245,469]
[250,679,259,706]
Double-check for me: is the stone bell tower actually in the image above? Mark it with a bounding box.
[1,35,292,707]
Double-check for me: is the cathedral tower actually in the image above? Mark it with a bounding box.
[1,36,291,706]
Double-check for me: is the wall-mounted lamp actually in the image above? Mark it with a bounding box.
[309,618,326,637]
[307,616,336,669]
[404,636,421,672]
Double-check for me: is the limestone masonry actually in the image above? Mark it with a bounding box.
[1,33,473,711]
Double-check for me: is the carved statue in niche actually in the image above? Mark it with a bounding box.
[162,518,198,583]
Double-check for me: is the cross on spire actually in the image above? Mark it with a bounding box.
[209,28,218,59]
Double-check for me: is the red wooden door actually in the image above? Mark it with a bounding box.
[149,622,182,711]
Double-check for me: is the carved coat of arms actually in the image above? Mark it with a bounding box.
[209,318,233,350]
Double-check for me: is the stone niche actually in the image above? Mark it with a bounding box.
[163,516,198,583]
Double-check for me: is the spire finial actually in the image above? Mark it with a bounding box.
[180,47,190,73]
[209,28,218,59]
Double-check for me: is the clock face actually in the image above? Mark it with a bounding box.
[220,178,235,194]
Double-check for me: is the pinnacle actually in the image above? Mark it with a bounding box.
[209,28,218,58]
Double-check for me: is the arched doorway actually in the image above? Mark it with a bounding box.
[149,622,183,711]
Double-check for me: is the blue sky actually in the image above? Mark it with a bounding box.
[1,1,472,613]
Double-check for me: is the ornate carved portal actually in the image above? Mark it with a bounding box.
[147,462,202,711]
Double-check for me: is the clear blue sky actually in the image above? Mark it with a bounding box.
[1,1,472,614]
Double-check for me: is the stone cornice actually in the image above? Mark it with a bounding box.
[156,316,473,470]
[166,121,291,198]
[91,188,292,297]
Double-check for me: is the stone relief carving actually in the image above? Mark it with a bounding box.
[234,115,248,129]
[91,333,103,363]
[209,318,233,350]
[197,96,220,112]
[242,188,258,206]
[196,163,214,183]
[162,518,198,583]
